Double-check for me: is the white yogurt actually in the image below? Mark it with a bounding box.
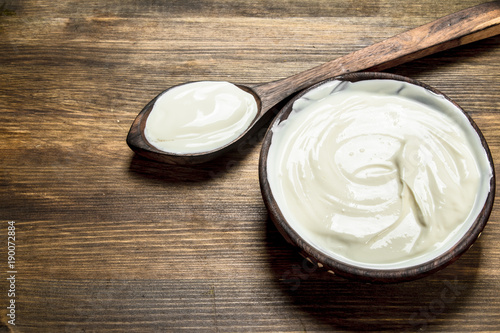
[145,81,258,154]
[267,79,491,269]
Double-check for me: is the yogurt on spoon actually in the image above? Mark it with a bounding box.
[144,81,259,154]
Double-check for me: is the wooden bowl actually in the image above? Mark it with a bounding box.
[259,72,495,283]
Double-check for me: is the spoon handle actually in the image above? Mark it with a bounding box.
[253,1,500,114]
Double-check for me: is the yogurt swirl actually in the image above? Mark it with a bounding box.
[267,79,491,268]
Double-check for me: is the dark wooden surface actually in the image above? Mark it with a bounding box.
[1,0,499,332]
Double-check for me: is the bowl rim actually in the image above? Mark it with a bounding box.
[258,72,496,283]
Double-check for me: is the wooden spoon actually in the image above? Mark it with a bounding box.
[127,1,500,165]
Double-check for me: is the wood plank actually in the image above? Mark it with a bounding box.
[0,0,499,331]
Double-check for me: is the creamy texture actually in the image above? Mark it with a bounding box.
[145,81,258,153]
[267,79,491,268]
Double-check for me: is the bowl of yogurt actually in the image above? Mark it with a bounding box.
[259,72,495,283]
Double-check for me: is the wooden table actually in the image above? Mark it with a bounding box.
[1,0,499,332]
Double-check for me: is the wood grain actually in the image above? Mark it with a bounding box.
[255,2,500,113]
[1,0,499,332]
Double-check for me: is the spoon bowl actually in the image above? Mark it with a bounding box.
[127,2,500,165]
[126,83,263,165]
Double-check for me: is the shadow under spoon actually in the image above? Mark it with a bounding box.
[127,1,500,165]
